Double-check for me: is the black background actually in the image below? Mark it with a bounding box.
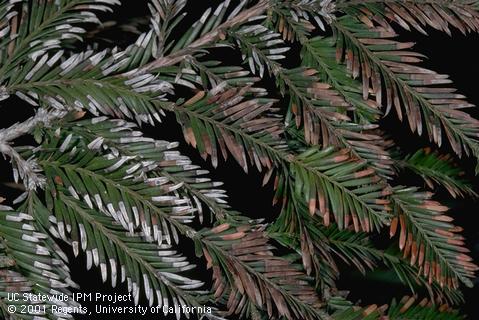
[0,1,478,319]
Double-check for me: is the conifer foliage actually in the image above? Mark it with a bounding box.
[0,0,478,319]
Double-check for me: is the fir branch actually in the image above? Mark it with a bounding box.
[63,117,234,222]
[0,0,119,77]
[326,230,465,304]
[226,23,394,180]
[171,86,287,172]
[270,195,463,305]
[338,0,479,35]
[59,194,208,308]
[200,223,327,320]
[389,187,478,288]
[171,88,391,232]
[332,17,479,172]
[30,130,198,244]
[148,0,188,58]
[0,205,78,319]
[301,36,382,123]
[396,148,477,198]
[6,48,171,124]
[155,56,258,91]
[137,0,270,73]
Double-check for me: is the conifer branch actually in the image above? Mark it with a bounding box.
[137,0,270,73]
[0,1,477,319]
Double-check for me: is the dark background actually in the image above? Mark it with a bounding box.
[0,1,478,319]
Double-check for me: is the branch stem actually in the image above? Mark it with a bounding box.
[0,109,65,190]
